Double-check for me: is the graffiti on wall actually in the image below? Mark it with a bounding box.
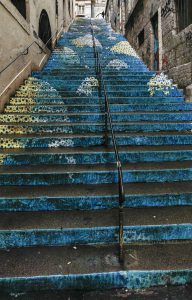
[186,31,192,41]
[186,31,192,48]
[152,13,159,71]
[161,0,175,18]
[162,54,169,68]
[145,41,151,68]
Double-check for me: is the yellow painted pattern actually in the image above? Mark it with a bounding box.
[0,139,25,149]
[4,106,33,113]
[0,115,39,123]
[0,125,33,135]
[10,98,36,105]
[0,154,6,165]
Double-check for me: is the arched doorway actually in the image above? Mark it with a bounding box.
[11,0,26,19]
[38,10,52,50]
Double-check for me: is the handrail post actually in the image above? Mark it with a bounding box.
[91,21,125,264]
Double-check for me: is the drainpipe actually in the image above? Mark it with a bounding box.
[91,0,95,18]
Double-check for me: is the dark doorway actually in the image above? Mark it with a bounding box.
[38,10,52,50]
[11,0,26,19]
[151,12,159,71]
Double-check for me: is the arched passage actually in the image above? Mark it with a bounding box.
[11,0,26,19]
[38,10,52,50]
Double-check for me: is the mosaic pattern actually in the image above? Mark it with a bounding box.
[148,73,177,96]
[56,47,80,64]
[48,139,74,148]
[110,41,139,57]
[0,154,6,165]
[76,77,99,96]
[72,34,102,48]
[106,59,129,70]
[16,77,61,98]
[10,98,36,105]
[0,139,24,149]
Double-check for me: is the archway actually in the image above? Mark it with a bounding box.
[38,10,52,50]
[11,0,26,19]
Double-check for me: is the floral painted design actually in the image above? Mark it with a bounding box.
[106,59,129,70]
[76,77,98,96]
[0,154,6,165]
[148,73,177,96]
[110,41,139,57]
[16,77,61,98]
[72,34,102,48]
[0,139,25,149]
[48,139,74,148]
[108,36,117,41]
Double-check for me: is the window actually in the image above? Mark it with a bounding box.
[78,5,85,15]
[11,0,26,19]
[56,0,58,16]
[175,0,192,31]
[138,29,144,46]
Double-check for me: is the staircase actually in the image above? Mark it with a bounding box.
[0,17,192,293]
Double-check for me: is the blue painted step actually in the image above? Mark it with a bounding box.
[0,161,192,185]
[0,207,191,248]
[0,182,192,211]
[1,145,192,165]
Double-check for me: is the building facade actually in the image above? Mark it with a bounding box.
[0,0,75,110]
[105,0,192,98]
[75,0,106,18]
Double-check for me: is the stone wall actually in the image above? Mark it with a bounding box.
[0,0,74,110]
[105,0,192,99]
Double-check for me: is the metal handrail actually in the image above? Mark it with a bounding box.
[0,22,64,75]
[90,21,125,263]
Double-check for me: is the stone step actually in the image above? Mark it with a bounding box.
[0,161,192,185]
[0,207,191,248]
[1,132,192,149]
[1,121,192,135]
[0,242,191,291]
[32,73,154,79]
[18,84,159,92]
[26,79,152,86]
[1,112,192,123]
[1,145,192,165]
[4,103,192,113]
[10,96,184,105]
[32,71,155,77]
[0,181,192,211]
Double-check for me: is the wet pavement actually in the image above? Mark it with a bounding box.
[1,285,192,300]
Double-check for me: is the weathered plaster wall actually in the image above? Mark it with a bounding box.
[0,0,74,111]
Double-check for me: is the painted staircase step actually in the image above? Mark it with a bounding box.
[0,244,192,291]
[5,103,192,113]
[1,112,191,123]
[10,97,184,105]
[1,145,192,165]
[0,181,192,211]
[0,161,192,185]
[0,207,191,247]
[1,132,192,149]
[2,121,192,135]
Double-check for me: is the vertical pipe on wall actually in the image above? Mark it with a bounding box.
[158,6,163,71]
